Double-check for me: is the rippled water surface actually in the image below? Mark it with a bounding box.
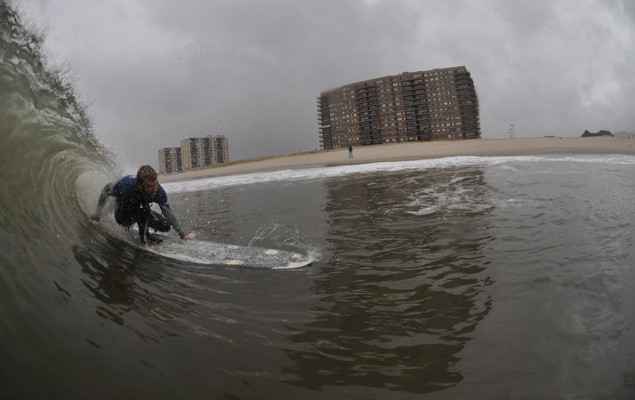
[2,4,635,397]
[8,155,635,399]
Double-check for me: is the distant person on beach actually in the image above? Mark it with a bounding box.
[90,165,192,244]
[349,145,353,158]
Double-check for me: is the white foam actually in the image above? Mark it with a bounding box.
[163,154,635,194]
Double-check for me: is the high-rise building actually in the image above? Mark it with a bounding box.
[180,135,230,169]
[318,66,480,149]
[181,137,211,169]
[159,135,229,173]
[212,135,229,164]
[158,147,182,175]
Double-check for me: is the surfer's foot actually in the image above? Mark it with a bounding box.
[146,233,163,246]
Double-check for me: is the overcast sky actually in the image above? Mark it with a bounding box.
[14,0,635,170]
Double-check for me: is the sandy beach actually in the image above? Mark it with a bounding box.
[159,137,635,182]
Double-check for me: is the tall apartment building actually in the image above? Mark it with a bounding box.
[318,66,480,149]
[181,137,211,169]
[158,135,229,174]
[181,135,229,169]
[158,147,182,175]
[212,135,229,164]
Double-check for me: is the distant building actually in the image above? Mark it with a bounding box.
[318,66,480,149]
[158,135,229,173]
[158,147,182,175]
[212,135,229,164]
[181,137,210,169]
[181,135,229,169]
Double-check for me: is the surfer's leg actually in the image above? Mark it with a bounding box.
[136,203,153,243]
[114,204,135,227]
[147,211,170,233]
[136,203,170,243]
[142,212,169,245]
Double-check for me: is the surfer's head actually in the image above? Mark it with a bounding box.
[137,165,158,197]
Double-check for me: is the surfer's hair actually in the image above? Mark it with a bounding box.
[136,165,158,185]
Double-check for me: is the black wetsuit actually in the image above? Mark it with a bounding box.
[94,176,185,243]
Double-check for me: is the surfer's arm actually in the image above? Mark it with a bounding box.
[90,183,114,221]
[159,205,191,239]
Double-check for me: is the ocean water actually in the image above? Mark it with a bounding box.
[2,4,635,399]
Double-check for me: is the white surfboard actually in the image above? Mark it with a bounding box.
[145,235,312,269]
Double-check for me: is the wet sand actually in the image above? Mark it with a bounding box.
[160,137,635,182]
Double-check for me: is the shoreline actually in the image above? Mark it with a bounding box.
[159,137,635,183]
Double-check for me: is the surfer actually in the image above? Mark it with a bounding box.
[90,165,192,244]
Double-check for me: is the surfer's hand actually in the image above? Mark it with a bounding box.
[90,214,101,222]
[180,234,193,240]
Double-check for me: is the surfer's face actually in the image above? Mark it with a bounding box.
[138,178,158,197]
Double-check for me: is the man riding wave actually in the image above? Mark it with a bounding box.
[90,165,192,244]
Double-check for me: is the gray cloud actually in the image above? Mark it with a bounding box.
[15,0,635,170]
